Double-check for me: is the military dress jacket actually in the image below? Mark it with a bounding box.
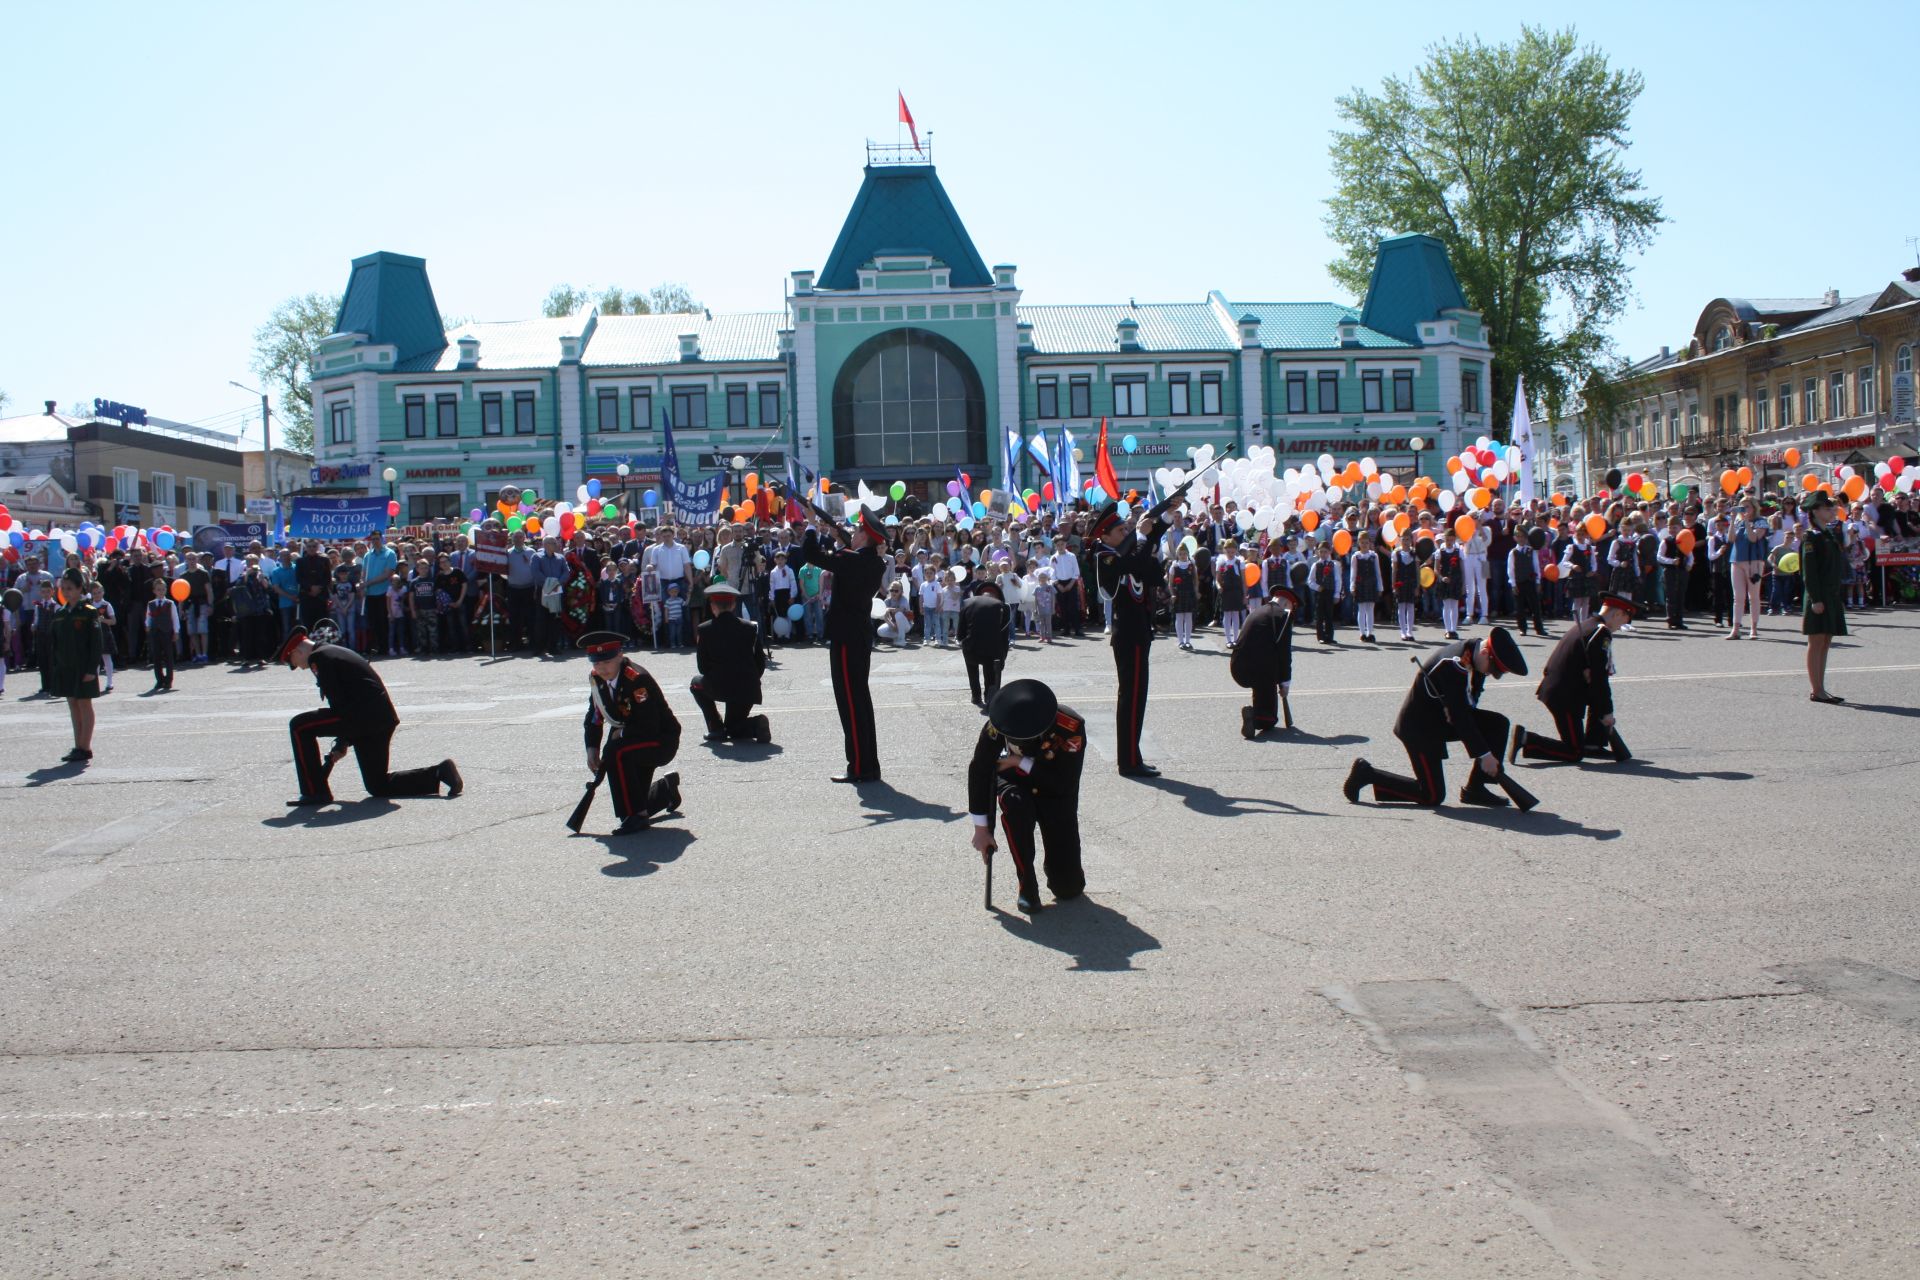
[693,610,766,704]
[1095,520,1168,646]
[1393,639,1494,760]
[583,659,680,756]
[1536,617,1614,719]
[1229,601,1294,688]
[966,703,1089,820]
[793,531,884,645]
[306,643,399,739]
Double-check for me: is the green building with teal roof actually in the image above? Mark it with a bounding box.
[309,149,1490,522]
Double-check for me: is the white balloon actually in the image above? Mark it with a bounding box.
[1476,436,1492,452]
[1360,456,1379,477]
[1438,490,1457,513]
[1452,470,1471,494]
[60,532,79,553]
[1492,461,1510,482]
[1378,471,1394,491]
[1317,453,1336,476]
[1366,481,1383,500]
[1327,484,1345,503]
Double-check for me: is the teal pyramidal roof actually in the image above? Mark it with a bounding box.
[818,165,992,290]
[1359,233,1468,343]
[333,251,447,363]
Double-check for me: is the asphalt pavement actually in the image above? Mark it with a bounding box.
[3,608,1918,1278]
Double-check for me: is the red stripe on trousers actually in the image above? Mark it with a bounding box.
[839,645,862,776]
[295,713,344,790]
[610,739,659,814]
[1129,649,1143,767]
[996,793,1031,882]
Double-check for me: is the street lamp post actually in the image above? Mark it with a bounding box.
[229,380,276,537]
[1409,435,1426,483]
[382,466,398,529]
[731,453,748,522]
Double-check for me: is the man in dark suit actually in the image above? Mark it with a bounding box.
[279,626,461,806]
[689,581,769,743]
[956,579,1011,709]
[792,506,887,784]
[1344,627,1527,808]
[967,679,1088,914]
[1230,587,1296,739]
[1512,594,1635,764]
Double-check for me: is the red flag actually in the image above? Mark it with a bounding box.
[897,91,921,153]
[1095,417,1120,499]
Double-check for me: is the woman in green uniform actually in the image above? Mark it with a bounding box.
[47,568,104,760]
[1799,490,1848,704]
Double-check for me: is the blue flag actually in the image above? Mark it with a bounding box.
[660,407,722,518]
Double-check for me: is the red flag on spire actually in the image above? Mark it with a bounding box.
[897,91,921,153]
[1095,417,1121,499]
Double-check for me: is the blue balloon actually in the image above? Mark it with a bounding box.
[642,490,659,507]
[948,497,965,516]
[6,530,21,548]
[1122,434,1139,454]
[586,478,602,498]
[154,530,175,550]
[1115,501,1131,519]
[787,603,805,622]
[971,501,986,519]
[692,549,711,570]
[957,517,975,531]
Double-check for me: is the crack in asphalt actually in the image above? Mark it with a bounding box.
[1525,988,1810,1012]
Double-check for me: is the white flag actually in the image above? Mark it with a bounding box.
[1511,376,1537,505]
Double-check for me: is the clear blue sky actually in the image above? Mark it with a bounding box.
[3,0,1915,444]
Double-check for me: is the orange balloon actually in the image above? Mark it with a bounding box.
[1584,514,1608,539]
[1387,485,1408,504]
[1332,529,1353,555]
[1737,466,1753,487]
[1344,463,1363,488]
[1819,481,1834,495]
[1719,469,1739,495]
[1300,510,1320,532]
[1677,529,1696,555]
[1784,447,1802,467]
[1550,492,1568,506]
[1801,473,1820,492]
[1446,457,1463,474]
[1243,563,1260,588]
[1542,562,1560,582]
[169,578,190,603]
[1843,475,1867,500]
[1393,512,1412,533]
[743,472,759,496]
[818,476,832,493]
[524,516,541,534]
[1468,487,1492,510]
[1454,515,1477,540]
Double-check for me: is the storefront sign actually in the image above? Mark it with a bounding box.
[245,497,276,515]
[1283,436,1420,455]
[698,451,787,472]
[404,467,462,479]
[1894,372,1914,425]
[93,398,148,426]
[1105,442,1171,456]
[1815,434,1875,454]
[288,496,387,540]
[311,461,372,485]
[485,464,538,476]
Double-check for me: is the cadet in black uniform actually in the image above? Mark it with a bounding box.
[793,507,887,783]
[957,578,1011,709]
[689,581,770,744]
[279,626,461,806]
[1230,586,1297,739]
[1512,593,1636,765]
[967,679,1088,914]
[1344,627,1527,807]
[1093,500,1167,777]
[579,630,681,834]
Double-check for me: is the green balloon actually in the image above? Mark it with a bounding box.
[521,489,536,503]
[506,515,524,532]
[602,504,619,519]
[889,481,907,501]
[1671,483,1689,501]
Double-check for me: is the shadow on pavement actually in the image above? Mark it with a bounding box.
[1138,774,1330,819]
[994,896,1162,972]
[1841,702,1920,719]
[1604,760,1756,782]
[855,780,962,826]
[261,798,402,828]
[24,762,89,787]
[1432,806,1622,841]
[1265,729,1368,748]
[702,739,785,760]
[592,825,696,878]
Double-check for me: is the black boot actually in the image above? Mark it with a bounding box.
[1459,774,1509,807]
[1241,706,1259,741]
[1343,759,1371,804]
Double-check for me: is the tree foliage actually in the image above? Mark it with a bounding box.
[0,389,10,415]
[1325,26,1664,431]
[542,282,703,318]
[250,292,340,453]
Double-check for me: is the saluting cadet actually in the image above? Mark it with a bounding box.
[1512,593,1636,765]
[1344,627,1528,808]
[1230,586,1297,739]
[967,679,1088,915]
[689,581,770,744]
[793,507,888,784]
[580,629,681,834]
[956,577,1011,709]
[279,625,461,807]
[1093,500,1167,778]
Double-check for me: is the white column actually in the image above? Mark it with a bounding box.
[1238,345,1264,447]
[557,368,583,493]
[994,294,1023,489]
[354,371,380,463]
[793,319,821,475]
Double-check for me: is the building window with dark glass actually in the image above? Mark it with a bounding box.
[1168,374,1190,416]
[1316,372,1339,414]
[831,327,987,470]
[1461,370,1481,415]
[331,403,353,445]
[1753,386,1769,432]
[1068,376,1091,419]
[1728,393,1740,434]
[404,396,426,439]
[1713,398,1725,435]
[514,392,536,434]
[597,390,620,432]
[672,387,707,429]
[1362,371,1384,414]
[1804,378,1820,423]
[1828,371,1846,419]
[1285,372,1308,414]
[1858,366,1876,416]
[407,493,462,522]
[1392,370,1414,412]
[1200,373,1222,415]
[759,384,781,427]
[1112,375,1147,417]
[1777,384,1792,428]
[481,393,503,436]
[435,395,458,437]
[1036,377,1059,419]
[1687,406,1698,438]
[630,390,652,433]
[727,384,750,429]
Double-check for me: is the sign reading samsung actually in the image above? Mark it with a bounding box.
[288,497,387,540]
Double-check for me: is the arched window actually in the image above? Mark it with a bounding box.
[833,328,987,471]
[1712,325,1732,352]
[1898,344,1913,376]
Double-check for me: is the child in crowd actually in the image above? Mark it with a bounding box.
[878,581,912,645]
[597,564,624,635]
[920,561,946,644]
[90,581,116,693]
[1169,542,1198,650]
[663,580,686,648]
[145,577,178,692]
[938,565,963,644]
[1846,527,1869,610]
[407,557,441,655]
[330,565,361,651]
[1032,569,1056,643]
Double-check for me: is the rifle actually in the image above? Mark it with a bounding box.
[1281,691,1294,731]
[983,845,994,911]
[566,766,607,834]
[768,480,852,546]
[1142,442,1235,524]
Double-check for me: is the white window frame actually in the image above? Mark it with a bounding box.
[1753,385,1769,432]
[217,481,237,514]
[1112,375,1147,417]
[1167,374,1190,417]
[1857,366,1875,417]
[330,401,354,445]
[1199,372,1222,416]
[151,471,175,510]
[1828,370,1847,419]
[113,467,139,506]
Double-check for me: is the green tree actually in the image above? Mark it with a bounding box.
[542,284,593,318]
[541,282,703,317]
[1325,26,1664,432]
[250,292,340,453]
[0,389,10,415]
